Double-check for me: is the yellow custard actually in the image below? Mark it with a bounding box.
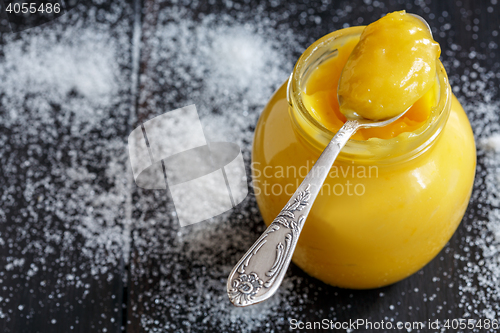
[302,36,436,141]
[251,25,476,289]
[338,11,440,120]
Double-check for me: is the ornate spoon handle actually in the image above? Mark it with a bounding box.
[227,120,360,306]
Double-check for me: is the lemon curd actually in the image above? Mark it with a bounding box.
[338,11,441,120]
[302,36,437,141]
[251,25,476,288]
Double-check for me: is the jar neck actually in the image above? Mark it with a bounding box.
[287,26,452,165]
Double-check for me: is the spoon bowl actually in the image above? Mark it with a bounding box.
[410,13,433,37]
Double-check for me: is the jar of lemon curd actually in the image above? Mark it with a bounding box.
[251,26,476,289]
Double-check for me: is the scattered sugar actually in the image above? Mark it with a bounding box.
[138,8,304,148]
[0,1,133,326]
[129,7,310,331]
[480,134,500,153]
[443,36,500,320]
[0,23,131,271]
[457,101,500,320]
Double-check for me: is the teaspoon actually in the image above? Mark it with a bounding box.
[227,14,432,307]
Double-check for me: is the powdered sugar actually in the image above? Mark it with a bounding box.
[457,100,500,320]
[0,2,133,328]
[480,134,500,153]
[127,7,308,330]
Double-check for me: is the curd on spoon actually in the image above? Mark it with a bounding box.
[338,11,441,120]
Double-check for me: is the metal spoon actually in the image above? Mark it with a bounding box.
[227,14,432,307]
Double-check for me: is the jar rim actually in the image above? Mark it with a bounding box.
[287,26,452,165]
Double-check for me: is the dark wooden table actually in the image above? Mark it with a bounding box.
[1,0,499,332]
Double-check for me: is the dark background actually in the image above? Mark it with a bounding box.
[1,0,500,332]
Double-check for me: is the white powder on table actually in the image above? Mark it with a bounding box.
[130,7,311,331]
[480,134,500,153]
[457,101,500,321]
[440,34,500,322]
[0,5,134,326]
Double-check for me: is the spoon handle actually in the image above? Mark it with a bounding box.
[227,120,360,307]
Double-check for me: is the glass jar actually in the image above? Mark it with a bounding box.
[251,26,476,289]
